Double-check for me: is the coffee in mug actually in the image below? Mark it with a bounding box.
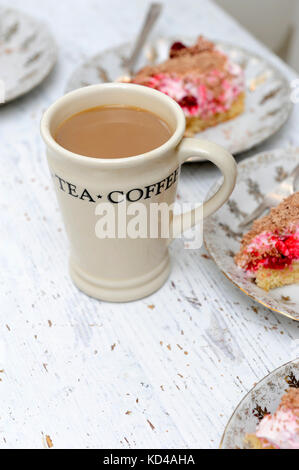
[55,106,172,159]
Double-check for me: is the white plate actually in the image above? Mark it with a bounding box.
[0,7,57,103]
[204,148,299,321]
[220,359,299,449]
[66,37,292,157]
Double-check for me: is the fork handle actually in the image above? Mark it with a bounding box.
[126,3,163,74]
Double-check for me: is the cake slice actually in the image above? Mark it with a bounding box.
[131,36,245,136]
[245,388,299,449]
[235,192,299,291]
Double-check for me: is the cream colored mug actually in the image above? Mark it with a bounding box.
[41,83,237,302]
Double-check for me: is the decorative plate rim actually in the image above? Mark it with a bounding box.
[0,6,58,103]
[219,357,299,449]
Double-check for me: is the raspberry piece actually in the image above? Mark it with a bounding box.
[275,234,299,259]
[179,95,198,109]
[284,235,299,258]
[170,42,187,58]
[263,256,291,270]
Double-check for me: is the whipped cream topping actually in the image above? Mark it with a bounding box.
[256,408,299,449]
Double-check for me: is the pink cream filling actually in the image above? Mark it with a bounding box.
[134,62,244,118]
[241,226,299,272]
[256,408,299,449]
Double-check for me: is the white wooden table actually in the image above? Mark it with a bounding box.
[1,0,299,450]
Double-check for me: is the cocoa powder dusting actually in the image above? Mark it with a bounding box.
[280,388,299,418]
[169,36,214,58]
[281,388,299,409]
[132,36,230,94]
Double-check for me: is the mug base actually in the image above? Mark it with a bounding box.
[69,255,171,303]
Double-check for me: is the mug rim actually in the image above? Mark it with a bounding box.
[40,83,186,168]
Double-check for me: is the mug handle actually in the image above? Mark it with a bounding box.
[171,138,237,238]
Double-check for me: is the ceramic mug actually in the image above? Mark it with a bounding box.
[41,83,237,302]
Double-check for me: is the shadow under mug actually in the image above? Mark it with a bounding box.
[41,83,237,302]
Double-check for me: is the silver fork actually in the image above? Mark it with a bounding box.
[238,163,299,230]
[116,3,163,82]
